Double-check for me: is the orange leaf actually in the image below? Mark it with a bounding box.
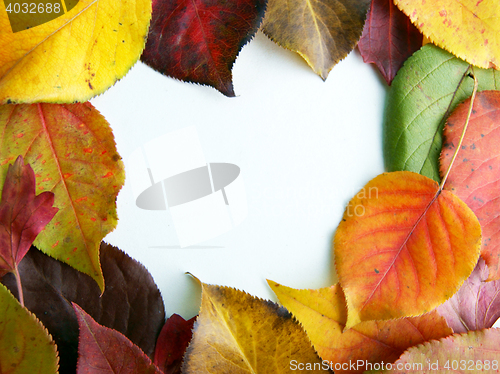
[441,90,500,281]
[268,281,452,374]
[334,171,481,327]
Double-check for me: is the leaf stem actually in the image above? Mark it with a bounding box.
[439,68,479,191]
[13,263,24,307]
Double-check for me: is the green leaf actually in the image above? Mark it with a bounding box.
[0,283,58,374]
[384,44,500,181]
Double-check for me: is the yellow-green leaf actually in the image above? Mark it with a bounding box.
[0,283,58,374]
[0,103,125,291]
[334,171,481,327]
[0,0,152,104]
[268,280,452,374]
[262,0,370,79]
[183,279,329,373]
[394,0,499,69]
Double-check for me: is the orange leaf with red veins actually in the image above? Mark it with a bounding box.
[0,156,57,276]
[268,281,452,374]
[334,171,481,328]
[0,103,124,291]
[440,90,500,281]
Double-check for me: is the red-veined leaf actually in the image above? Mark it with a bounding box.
[441,90,500,280]
[141,0,266,96]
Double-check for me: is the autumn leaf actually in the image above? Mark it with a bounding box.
[0,283,59,374]
[0,103,125,291]
[394,0,500,70]
[369,329,500,373]
[73,303,162,374]
[0,0,151,104]
[384,44,500,182]
[0,156,57,277]
[440,90,500,280]
[437,258,500,333]
[141,0,266,97]
[334,171,481,327]
[358,0,423,85]
[154,314,196,374]
[183,279,330,373]
[268,281,452,374]
[261,0,370,80]
[1,244,165,373]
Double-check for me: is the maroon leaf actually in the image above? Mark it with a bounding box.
[154,314,196,374]
[0,156,57,276]
[357,0,423,85]
[1,243,165,373]
[73,303,163,374]
[141,0,266,97]
[437,258,500,333]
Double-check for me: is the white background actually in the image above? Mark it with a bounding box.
[91,31,387,319]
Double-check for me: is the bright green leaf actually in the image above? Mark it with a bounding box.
[384,44,500,181]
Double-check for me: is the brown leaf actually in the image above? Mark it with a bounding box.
[262,0,370,79]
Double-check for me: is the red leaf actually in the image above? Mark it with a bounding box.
[141,0,266,97]
[154,314,196,374]
[440,90,500,280]
[358,0,423,85]
[73,303,162,374]
[437,258,500,333]
[0,156,57,276]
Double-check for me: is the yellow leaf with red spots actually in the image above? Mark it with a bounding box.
[395,0,500,69]
[0,0,151,104]
[0,103,124,291]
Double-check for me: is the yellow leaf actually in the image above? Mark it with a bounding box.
[0,0,151,104]
[334,171,481,328]
[261,0,370,79]
[394,0,500,69]
[183,279,330,373]
[0,103,125,291]
[268,281,452,374]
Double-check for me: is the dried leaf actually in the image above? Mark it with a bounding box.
[0,283,59,374]
[268,280,452,374]
[141,0,266,97]
[0,103,125,290]
[1,244,165,373]
[0,0,151,103]
[384,44,500,182]
[154,314,196,374]
[183,279,329,373]
[262,0,370,79]
[440,90,500,280]
[0,156,57,276]
[358,0,423,85]
[394,0,500,70]
[73,303,162,374]
[437,258,500,333]
[370,329,500,373]
[334,171,481,327]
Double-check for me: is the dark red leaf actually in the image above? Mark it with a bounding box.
[154,314,196,374]
[73,303,163,374]
[437,258,500,333]
[141,0,266,97]
[0,156,57,276]
[1,243,165,373]
[358,0,423,85]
